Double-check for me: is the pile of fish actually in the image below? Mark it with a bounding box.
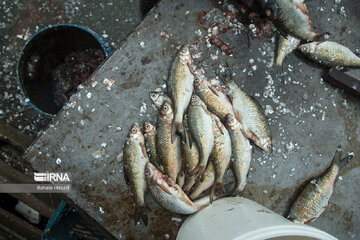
[268,0,360,68]
[122,45,271,225]
[121,1,357,227]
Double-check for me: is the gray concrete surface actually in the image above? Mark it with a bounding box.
[21,0,360,239]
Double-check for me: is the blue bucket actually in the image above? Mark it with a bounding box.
[17,24,113,116]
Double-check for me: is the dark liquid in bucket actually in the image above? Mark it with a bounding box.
[51,48,104,107]
[18,26,107,115]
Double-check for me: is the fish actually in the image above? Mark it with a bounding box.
[123,123,149,225]
[287,146,353,224]
[225,114,252,194]
[188,162,215,200]
[274,34,301,66]
[188,95,215,179]
[181,114,200,193]
[223,76,272,153]
[297,41,360,68]
[193,69,235,122]
[146,162,219,214]
[149,91,172,109]
[143,120,163,172]
[273,0,325,41]
[167,45,195,143]
[156,101,182,183]
[209,114,232,202]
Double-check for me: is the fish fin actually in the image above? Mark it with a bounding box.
[338,154,353,168]
[188,129,193,149]
[124,168,130,186]
[116,151,123,162]
[210,182,225,203]
[159,181,172,194]
[331,145,343,165]
[191,165,206,180]
[234,111,242,124]
[295,2,308,14]
[134,205,148,226]
[304,217,316,225]
[208,85,220,97]
[140,142,148,159]
[187,62,194,75]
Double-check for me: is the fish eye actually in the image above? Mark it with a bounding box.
[132,128,136,133]
[192,95,196,100]
[150,93,156,98]
[268,145,272,150]
[145,169,150,175]
[164,105,168,110]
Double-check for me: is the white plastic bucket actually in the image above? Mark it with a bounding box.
[177,197,337,240]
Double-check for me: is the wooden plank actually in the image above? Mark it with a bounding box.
[0,160,55,218]
[0,207,42,240]
[0,120,34,151]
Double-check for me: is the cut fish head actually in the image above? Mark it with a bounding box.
[260,137,273,154]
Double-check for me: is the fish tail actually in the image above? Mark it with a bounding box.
[338,154,354,169]
[134,205,148,226]
[171,120,186,144]
[182,175,197,193]
[190,165,206,180]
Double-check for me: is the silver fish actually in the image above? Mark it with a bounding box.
[225,78,272,153]
[225,114,252,194]
[274,34,300,66]
[274,0,325,41]
[144,120,163,172]
[298,41,360,68]
[209,113,232,202]
[123,123,149,225]
[168,45,194,143]
[146,162,218,214]
[188,95,214,179]
[156,101,182,183]
[181,114,200,193]
[288,146,353,224]
[193,68,235,122]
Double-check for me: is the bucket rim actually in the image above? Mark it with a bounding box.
[16,23,113,117]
